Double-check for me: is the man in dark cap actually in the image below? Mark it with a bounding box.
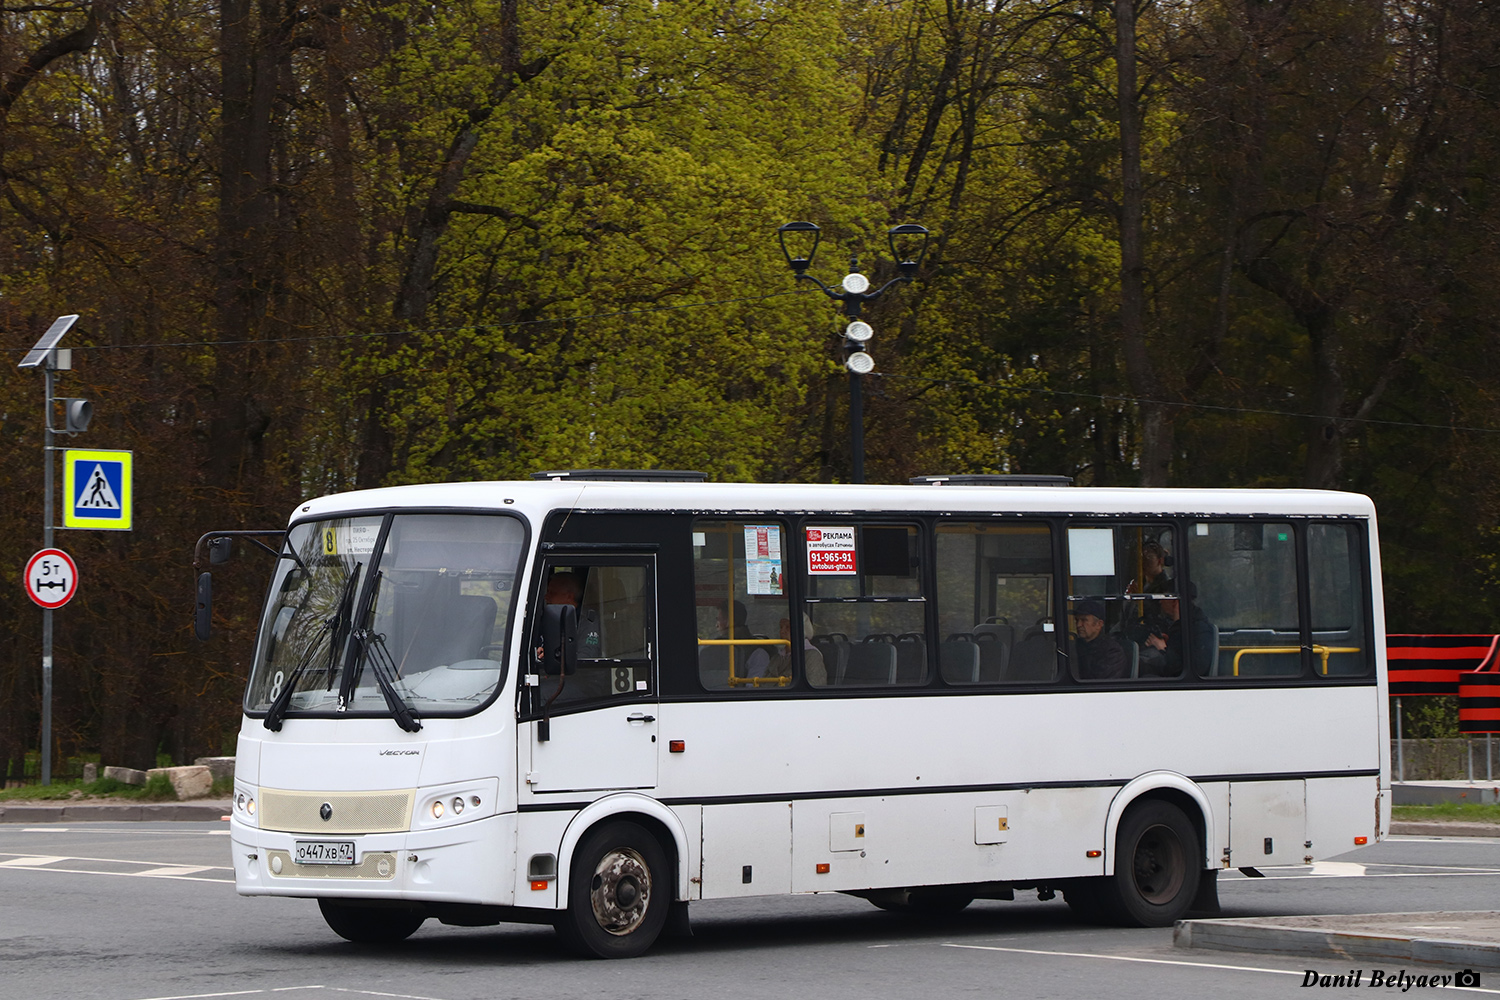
[1073,599,1128,679]
[1144,582,1218,675]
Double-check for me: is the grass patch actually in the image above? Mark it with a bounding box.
[0,775,179,802]
[1392,802,1500,822]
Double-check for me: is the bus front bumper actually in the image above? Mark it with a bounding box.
[230,811,518,906]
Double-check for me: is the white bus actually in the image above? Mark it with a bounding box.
[209,471,1388,958]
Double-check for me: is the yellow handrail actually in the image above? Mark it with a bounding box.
[1226,645,1362,676]
[697,637,792,686]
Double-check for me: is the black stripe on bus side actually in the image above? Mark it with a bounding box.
[514,768,1382,812]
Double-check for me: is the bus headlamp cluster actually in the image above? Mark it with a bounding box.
[417,786,493,828]
[233,786,257,826]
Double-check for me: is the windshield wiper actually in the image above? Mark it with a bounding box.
[264,609,343,732]
[265,564,361,731]
[358,629,424,733]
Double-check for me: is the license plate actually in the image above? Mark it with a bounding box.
[294,840,357,865]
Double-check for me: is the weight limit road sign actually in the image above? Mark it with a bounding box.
[25,548,78,609]
[63,449,132,530]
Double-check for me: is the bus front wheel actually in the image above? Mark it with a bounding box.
[1098,800,1201,927]
[555,820,670,959]
[317,899,426,943]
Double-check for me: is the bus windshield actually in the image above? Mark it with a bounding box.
[246,513,524,720]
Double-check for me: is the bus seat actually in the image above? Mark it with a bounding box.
[811,634,850,684]
[940,637,980,684]
[399,594,496,673]
[843,639,897,685]
[1006,634,1057,682]
[973,621,1015,648]
[895,632,926,684]
[1126,637,1140,677]
[698,645,731,690]
[974,631,1010,682]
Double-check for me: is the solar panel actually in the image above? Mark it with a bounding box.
[17,314,79,369]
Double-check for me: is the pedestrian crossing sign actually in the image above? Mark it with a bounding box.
[63,449,132,530]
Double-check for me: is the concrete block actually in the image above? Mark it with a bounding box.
[104,766,147,786]
[82,762,98,782]
[146,765,213,800]
[193,756,235,783]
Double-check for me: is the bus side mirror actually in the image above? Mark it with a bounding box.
[208,537,234,565]
[194,572,213,641]
[538,603,578,676]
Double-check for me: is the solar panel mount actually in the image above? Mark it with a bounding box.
[18,314,79,369]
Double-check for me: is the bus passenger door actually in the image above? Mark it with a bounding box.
[523,556,659,793]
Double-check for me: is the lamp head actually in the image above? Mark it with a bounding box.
[777,221,821,275]
[888,223,932,277]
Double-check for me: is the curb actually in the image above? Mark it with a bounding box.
[1390,821,1500,838]
[1175,914,1500,971]
[0,801,230,824]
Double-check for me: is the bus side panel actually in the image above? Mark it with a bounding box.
[515,809,572,909]
[788,789,1111,894]
[1305,775,1382,857]
[701,802,791,898]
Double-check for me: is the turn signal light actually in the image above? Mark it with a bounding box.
[669,740,685,753]
[1354,836,1368,845]
[1086,850,1102,858]
[531,880,549,891]
[815,863,830,874]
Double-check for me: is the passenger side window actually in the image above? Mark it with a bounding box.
[935,522,1056,684]
[692,521,793,690]
[804,524,927,687]
[1308,522,1370,676]
[534,560,654,707]
[1190,521,1299,677]
[1066,524,1177,680]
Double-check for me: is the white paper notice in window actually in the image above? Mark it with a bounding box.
[806,526,858,575]
[744,524,783,595]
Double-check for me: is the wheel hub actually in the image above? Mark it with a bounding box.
[589,846,651,936]
[1132,823,1185,903]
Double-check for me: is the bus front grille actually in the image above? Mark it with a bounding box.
[258,788,416,833]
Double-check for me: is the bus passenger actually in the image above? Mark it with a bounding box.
[717,600,770,680]
[768,615,827,686]
[1143,584,1217,675]
[1073,599,1127,679]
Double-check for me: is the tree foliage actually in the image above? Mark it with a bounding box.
[1,0,1499,774]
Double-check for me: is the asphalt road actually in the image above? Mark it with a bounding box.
[3,823,1499,1000]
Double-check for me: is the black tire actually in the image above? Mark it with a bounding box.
[1096,800,1201,927]
[906,889,974,915]
[555,820,670,959]
[1062,878,1111,923]
[317,899,425,943]
[867,888,973,915]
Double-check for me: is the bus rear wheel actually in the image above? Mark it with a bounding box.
[317,899,426,943]
[1097,800,1201,927]
[555,820,669,959]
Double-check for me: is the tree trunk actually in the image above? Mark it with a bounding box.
[1114,0,1170,486]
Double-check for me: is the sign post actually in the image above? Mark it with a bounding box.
[18,315,80,786]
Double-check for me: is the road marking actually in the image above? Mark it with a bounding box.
[127,990,454,1000]
[940,943,1500,993]
[0,854,232,883]
[1309,861,1366,876]
[21,827,68,832]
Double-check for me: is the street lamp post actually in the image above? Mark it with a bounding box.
[777,222,930,484]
